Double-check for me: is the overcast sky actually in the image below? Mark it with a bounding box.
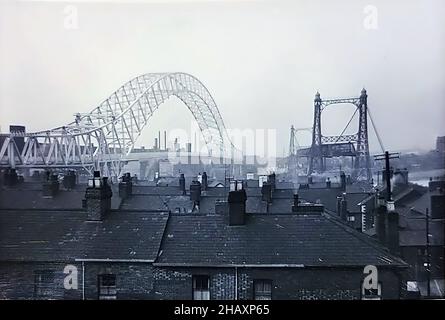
[0,0,444,155]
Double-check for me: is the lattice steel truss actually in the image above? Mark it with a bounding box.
[0,73,232,179]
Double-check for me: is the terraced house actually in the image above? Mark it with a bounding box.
[0,171,407,299]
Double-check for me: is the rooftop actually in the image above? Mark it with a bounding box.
[155,212,406,268]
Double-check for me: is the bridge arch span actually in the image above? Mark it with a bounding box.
[0,73,233,178]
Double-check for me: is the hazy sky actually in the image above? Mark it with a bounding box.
[0,0,444,155]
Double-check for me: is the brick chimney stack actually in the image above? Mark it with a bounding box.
[268,173,276,193]
[62,170,76,190]
[190,180,201,212]
[326,177,331,188]
[340,171,346,191]
[261,182,272,203]
[3,168,18,187]
[85,171,113,221]
[118,172,133,199]
[228,187,247,226]
[202,172,208,191]
[386,202,400,255]
[43,172,59,198]
[292,194,299,212]
[375,195,387,246]
[179,173,186,195]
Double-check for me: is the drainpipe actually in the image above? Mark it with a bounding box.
[235,267,238,300]
[82,261,85,300]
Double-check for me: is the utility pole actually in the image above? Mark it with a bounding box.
[373,151,400,201]
[425,208,431,298]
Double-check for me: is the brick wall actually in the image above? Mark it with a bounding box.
[0,262,81,299]
[0,262,404,300]
[0,261,155,300]
[153,266,403,300]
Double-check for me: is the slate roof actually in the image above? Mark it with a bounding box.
[298,188,342,212]
[345,193,374,213]
[399,221,444,246]
[132,185,184,196]
[121,194,193,213]
[123,186,296,215]
[155,213,406,267]
[0,184,122,210]
[0,210,169,262]
[396,187,444,246]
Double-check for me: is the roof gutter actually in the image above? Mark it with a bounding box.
[75,258,154,263]
[153,263,305,268]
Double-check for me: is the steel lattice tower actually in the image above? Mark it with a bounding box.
[305,89,371,181]
[287,125,298,175]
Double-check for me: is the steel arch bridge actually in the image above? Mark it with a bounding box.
[0,72,233,179]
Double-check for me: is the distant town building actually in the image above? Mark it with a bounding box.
[436,136,445,153]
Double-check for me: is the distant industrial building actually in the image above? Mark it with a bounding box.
[437,136,445,153]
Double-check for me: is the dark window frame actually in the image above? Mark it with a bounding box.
[253,279,273,300]
[97,274,117,300]
[34,270,55,298]
[192,275,210,300]
[360,281,382,300]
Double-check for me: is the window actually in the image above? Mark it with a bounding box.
[193,275,210,300]
[98,274,117,300]
[254,280,272,300]
[361,282,382,300]
[34,270,55,298]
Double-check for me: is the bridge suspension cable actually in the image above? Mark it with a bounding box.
[367,105,385,153]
